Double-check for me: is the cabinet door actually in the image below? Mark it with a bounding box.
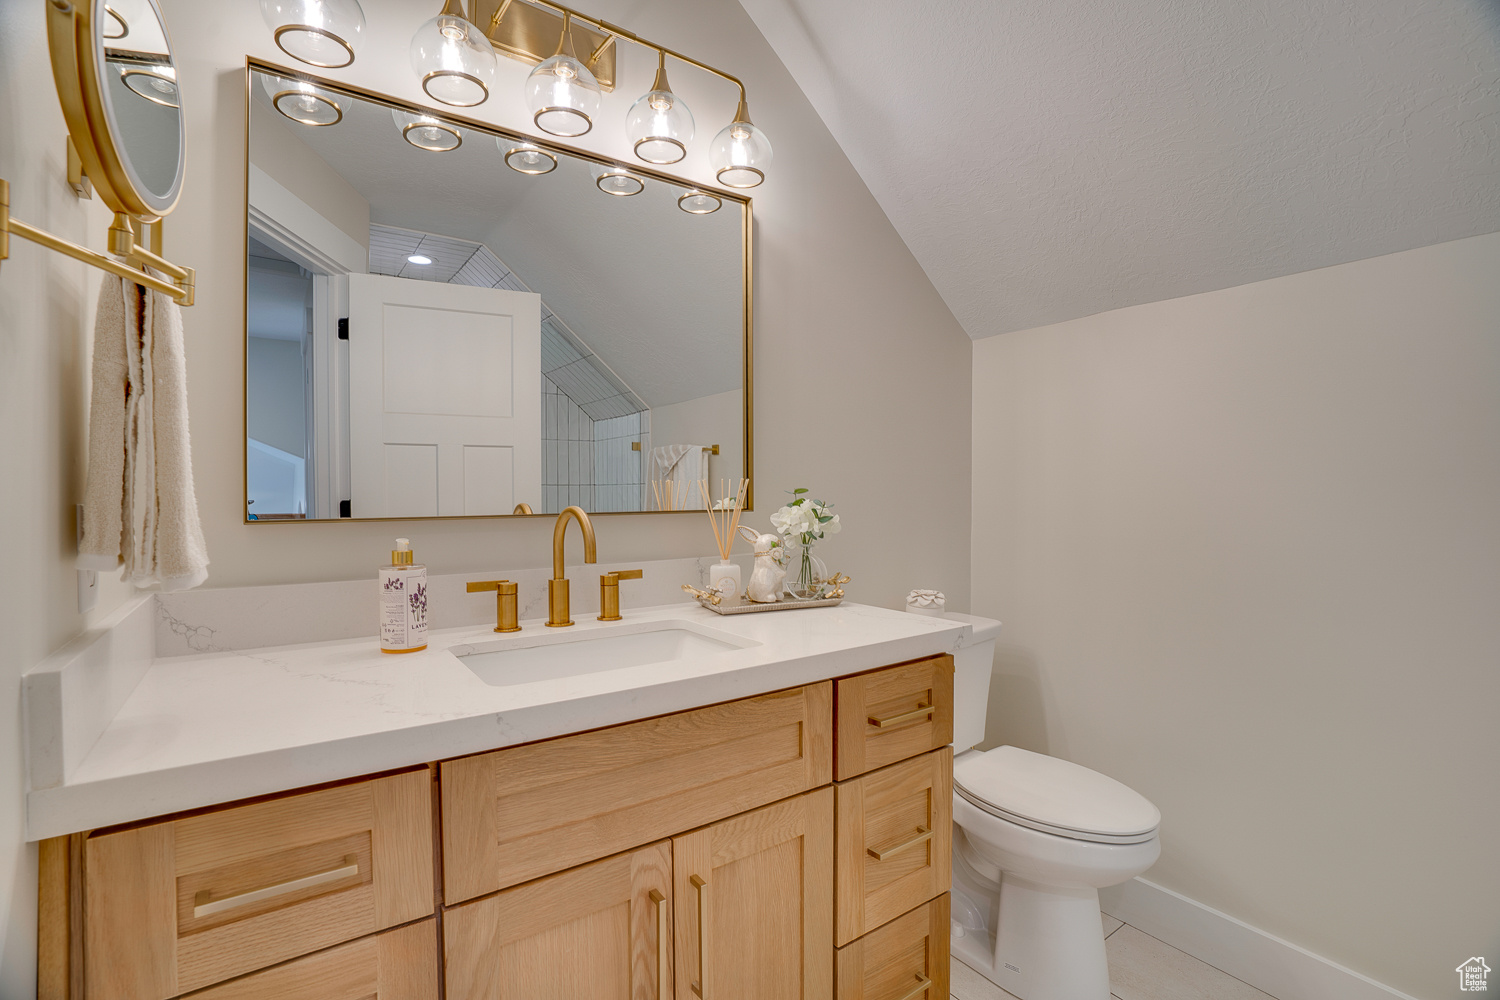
[443,682,832,903]
[444,840,673,1000]
[673,788,833,1000]
[185,918,438,1000]
[84,769,434,1000]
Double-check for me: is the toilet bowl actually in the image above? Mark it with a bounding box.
[935,612,1160,1000]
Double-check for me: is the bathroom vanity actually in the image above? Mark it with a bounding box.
[28,598,972,1000]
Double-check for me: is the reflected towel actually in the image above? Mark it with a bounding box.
[648,444,708,510]
[78,274,209,591]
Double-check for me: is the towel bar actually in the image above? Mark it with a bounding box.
[632,442,719,454]
[0,179,195,305]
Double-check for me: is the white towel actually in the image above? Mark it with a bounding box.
[648,444,708,510]
[78,274,209,591]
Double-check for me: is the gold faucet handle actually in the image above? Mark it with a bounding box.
[467,580,520,632]
[598,569,643,621]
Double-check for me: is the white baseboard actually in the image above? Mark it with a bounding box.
[1098,878,1419,1000]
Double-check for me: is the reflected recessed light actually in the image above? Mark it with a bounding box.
[407,254,433,265]
[677,189,722,215]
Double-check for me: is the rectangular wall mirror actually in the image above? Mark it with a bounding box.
[244,61,751,521]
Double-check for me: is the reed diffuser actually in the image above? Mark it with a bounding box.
[702,479,748,602]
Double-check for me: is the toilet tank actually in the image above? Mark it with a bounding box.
[938,612,1002,750]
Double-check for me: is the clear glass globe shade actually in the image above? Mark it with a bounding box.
[626,89,694,164]
[525,54,600,136]
[392,108,462,152]
[410,13,496,107]
[590,162,644,196]
[678,190,722,215]
[260,73,341,126]
[260,0,366,68]
[497,136,557,175]
[709,120,773,188]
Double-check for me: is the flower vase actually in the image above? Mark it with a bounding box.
[783,540,827,600]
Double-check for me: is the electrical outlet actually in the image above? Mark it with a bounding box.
[75,504,98,614]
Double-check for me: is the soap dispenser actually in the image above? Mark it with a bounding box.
[379,538,428,653]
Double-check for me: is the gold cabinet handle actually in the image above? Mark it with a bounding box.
[868,704,934,728]
[867,827,933,862]
[192,855,358,918]
[893,973,933,1000]
[690,874,710,998]
[649,888,669,999]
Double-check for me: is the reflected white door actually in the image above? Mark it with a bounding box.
[348,273,541,517]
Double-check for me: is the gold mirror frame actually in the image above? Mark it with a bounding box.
[243,58,754,520]
[48,0,185,221]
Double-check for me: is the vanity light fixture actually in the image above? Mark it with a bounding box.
[407,254,433,265]
[497,136,557,174]
[677,189,721,215]
[625,50,693,164]
[524,12,601,137]
[709,96,772,189]
[392,108,462,151]
[261,73,343,126]
[591,162,643,197]
[409,0,496,108]
[259,0,366,69]
[119,63,179,108]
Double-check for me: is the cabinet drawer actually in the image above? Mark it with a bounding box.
[444,841,672,1000]
[836,895,950,1000]
[84,770,435,1000]
[441,682,832,904]
[185,918,438,1000]
[835,656,953,780]
[835,748,952,946]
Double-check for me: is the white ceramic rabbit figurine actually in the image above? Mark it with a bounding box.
[738,525,787,603]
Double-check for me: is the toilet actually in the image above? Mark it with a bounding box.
[941,613,1161,1000]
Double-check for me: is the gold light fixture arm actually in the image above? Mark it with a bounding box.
[0,180,193,304]
[493,0,747,103]
[489,0,515,31]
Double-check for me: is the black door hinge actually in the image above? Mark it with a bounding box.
[337,318,349,340]
[339,499,352,518]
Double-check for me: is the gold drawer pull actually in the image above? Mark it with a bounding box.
[868,827,933,862]
[691,874,710,998]
[893,973,933,1000]
[192,855,359,919]
[650,888,669,999]
[868,704,934,729]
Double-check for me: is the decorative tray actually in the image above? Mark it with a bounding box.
[696,596,842,615]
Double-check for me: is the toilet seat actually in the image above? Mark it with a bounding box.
[954,746,1160,846]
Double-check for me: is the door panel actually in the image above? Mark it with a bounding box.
[348,273,541,517]
[673,788,834,1000]
[444,841,672,1000]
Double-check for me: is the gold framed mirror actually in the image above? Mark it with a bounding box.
[243,60,753,523]
[47,0,185,221]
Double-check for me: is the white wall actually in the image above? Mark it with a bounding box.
[249,98,370,252]
[0,5,140,994]
[649,390,743,490]
[0,0,972,991]
[247,336,307,457]
[971,231,1500,1000]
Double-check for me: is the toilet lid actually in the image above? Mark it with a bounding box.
[954,747,1160,843]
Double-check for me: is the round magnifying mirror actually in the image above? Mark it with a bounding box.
[48,0,186,220]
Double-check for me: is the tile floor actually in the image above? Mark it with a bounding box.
[949,911,1278,1000]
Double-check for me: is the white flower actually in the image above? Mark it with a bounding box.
[820,512,841,535]
[770,506,803,536]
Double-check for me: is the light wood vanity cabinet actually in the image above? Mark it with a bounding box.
[45,655,961,1000]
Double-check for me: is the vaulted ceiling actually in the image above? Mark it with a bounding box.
[738,0,1500,337]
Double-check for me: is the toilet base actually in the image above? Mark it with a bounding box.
[952,866,1112,1000]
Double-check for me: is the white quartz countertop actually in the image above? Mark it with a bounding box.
[27,601,969,839]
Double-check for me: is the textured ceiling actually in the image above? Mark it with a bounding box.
[737,0,1500,337]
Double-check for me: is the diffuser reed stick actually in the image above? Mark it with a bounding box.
[652,478,684,511]
[701,478,748,560]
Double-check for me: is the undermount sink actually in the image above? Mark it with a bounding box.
[453,619,757,687]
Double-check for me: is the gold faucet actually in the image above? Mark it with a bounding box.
[547,506,597,627]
